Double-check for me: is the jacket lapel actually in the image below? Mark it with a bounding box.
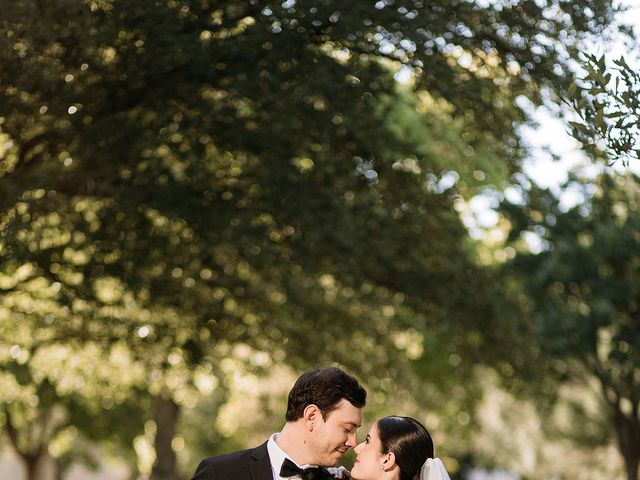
[249,442,273,480]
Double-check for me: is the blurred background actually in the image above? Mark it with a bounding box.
[1,1,639,479]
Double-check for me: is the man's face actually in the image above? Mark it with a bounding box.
[307,399,363,466]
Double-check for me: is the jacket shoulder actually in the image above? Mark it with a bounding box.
[190,443,269,480]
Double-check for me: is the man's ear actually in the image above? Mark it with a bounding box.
[303,404,322,431]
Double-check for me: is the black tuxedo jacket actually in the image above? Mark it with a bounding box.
[190,442,272,480]
[190,441,335,480]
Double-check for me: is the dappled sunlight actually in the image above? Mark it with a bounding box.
[1,0,637,479]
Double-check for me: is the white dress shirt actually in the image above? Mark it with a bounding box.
[267,433,319,480]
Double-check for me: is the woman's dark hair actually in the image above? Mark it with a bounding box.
[377,416,434,480]
[285,366,367,421]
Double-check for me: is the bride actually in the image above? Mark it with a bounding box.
[332,415,450,480]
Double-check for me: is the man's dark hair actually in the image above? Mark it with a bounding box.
[285,366,366,421]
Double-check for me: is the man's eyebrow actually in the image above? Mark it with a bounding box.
[342,422,360,428]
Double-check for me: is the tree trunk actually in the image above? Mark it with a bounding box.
[24,455,39,480]
[613,408,640,480]
[54,457,64,480]
[623,451,639,480]
[4,408,45,480]
[150,393,180,480]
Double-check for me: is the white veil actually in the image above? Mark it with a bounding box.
[419,458,451,480]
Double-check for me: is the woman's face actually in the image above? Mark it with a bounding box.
[350,423,387,480]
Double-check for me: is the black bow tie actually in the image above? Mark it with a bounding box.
[280,458,325,480]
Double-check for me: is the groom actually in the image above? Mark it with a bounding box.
[190,366,366,480]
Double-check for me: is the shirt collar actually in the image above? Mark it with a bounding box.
[267,432,318,479]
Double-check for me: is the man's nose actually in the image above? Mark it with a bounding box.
[346,432,358,448]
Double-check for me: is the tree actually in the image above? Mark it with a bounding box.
[0,316,146,480]
[501,172,640,480]
[566,52,640,165]
[1,0,620,478]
